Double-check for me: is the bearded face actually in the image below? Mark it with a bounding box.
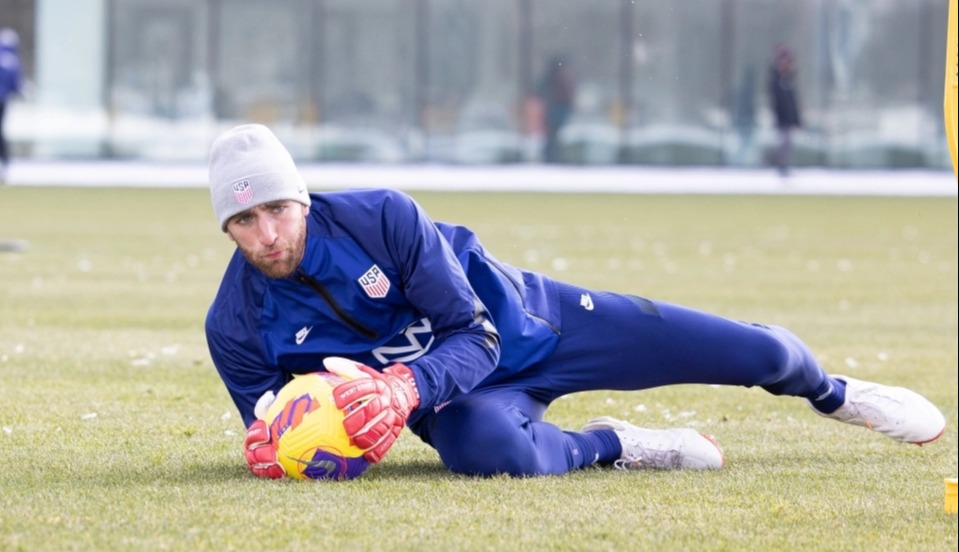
[225,201,310,279]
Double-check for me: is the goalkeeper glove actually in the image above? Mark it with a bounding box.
[243,390,285,479]
[324,357,420,463]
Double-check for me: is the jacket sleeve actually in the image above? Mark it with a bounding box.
[205,279,290,428]
[355,190,501,409]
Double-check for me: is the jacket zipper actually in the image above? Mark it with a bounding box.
[296,271,380,340]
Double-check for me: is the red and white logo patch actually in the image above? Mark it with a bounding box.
[358,264,390,298]
[232,180,253,204]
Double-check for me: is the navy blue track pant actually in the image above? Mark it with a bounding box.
[415,281,835,476]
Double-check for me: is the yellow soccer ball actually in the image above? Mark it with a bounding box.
[264,372,370,480]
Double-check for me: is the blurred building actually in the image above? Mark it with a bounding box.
[0,0,953,169]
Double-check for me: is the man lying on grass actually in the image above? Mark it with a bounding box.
[205,124,945,478]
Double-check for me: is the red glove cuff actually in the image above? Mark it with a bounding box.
[384,363,420,410]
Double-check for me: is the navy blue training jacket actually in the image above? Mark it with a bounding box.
[206,189,561,427]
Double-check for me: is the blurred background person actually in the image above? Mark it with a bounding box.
[0,27,22,183]
[732,66,758,166]
[537,54,576,164]
[767,44,802,176]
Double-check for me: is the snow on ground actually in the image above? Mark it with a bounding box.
[3,160,956,197]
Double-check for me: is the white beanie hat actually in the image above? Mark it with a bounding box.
[208,124,311,231]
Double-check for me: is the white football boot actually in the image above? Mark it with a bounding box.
[809,376,945,445]
[582,416,724,470]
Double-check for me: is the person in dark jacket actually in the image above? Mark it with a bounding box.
[537,55,576,163]
[0,28,23,183]
[768,45,802,176]
[206,124,945,480]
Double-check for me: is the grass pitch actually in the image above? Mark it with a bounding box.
[0,185,956,551]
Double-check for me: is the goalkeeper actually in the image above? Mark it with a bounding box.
[205,124,946,479]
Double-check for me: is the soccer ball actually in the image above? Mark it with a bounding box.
[264,372,370,480]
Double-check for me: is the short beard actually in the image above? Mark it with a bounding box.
[236,222,307,279]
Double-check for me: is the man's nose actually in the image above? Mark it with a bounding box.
[257,217,278,245]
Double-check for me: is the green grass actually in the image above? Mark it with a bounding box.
[0,186,956,551]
